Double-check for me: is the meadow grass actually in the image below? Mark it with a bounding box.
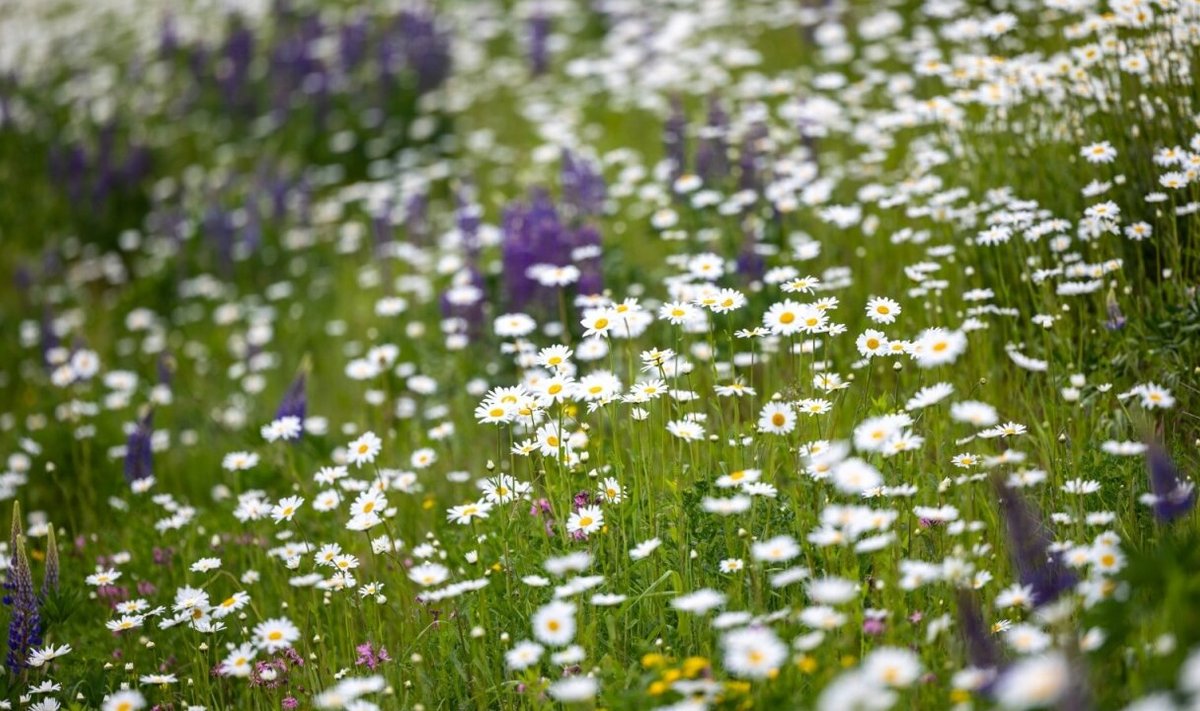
[0,0,1199,709]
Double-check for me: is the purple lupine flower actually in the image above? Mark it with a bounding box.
[738,123,768,192]
[1146,442,1196,523]
[456,186,483,258]
[372,202,395,257]
[561,152,606,219]
[395,10,452,94]
[736,223,765,282]
[441,188,487,341]
[695,96,729,183]
[339,16,370,70]
[663,96,688,181]
[12,263,32,299]
[500,191,563,310]
[159,13,180,56]
[242,195,263,255]
[156,352,175,390]
[124,410,155,485]
[219,18,256,112]
[3,502,22,608]
[40,526,59,598]
[266,173,293,221]
[275,369,308,424]
[202,205,236,275]
[528,11,552,76]
[405,192,429,245]
[954,589,1000,672]
[992,476,1076,607]
[6,535,42,673]
[39,306,60,369]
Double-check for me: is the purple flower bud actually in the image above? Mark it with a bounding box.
[156,352,175,388]
[663,97,688,181]
[395,10,452,94]
[736,224,765,282]
[528,12,552,76]
[992,476,1075,607]
[561,152,606,219]
[6,535,41,673]
[1146,442,1196,523]
[124,410,155,485]
[695,96,729,183]
[40,527,59,598]
[954,589,1000,672]
[275,370,308,425]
